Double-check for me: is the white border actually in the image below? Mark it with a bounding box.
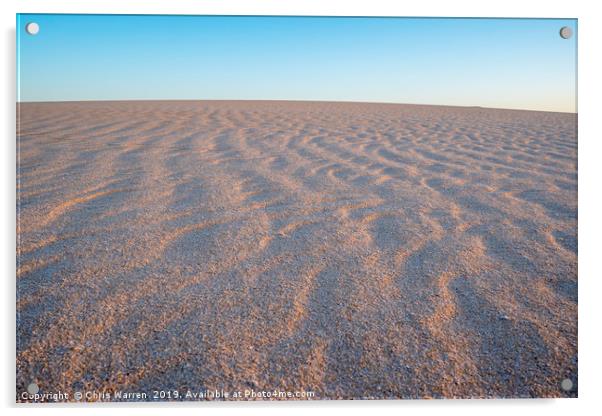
[2,1,601,415]
[5,0,584,18]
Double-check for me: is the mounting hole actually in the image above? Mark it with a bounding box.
[559,26,572,39]
[560,378,573,391]
[27,382,39,395]
[25,22,39,36]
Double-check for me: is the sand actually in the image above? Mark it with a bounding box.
[16,100,577,400]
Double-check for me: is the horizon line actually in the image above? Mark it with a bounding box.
[16,99,577,115]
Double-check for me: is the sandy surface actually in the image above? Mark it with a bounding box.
[16,101,577,400]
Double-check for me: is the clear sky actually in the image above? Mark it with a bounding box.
[17,14,577,112]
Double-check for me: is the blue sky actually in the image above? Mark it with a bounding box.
[17,14,577,112]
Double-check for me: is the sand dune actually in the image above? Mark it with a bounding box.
[16,101,577,400]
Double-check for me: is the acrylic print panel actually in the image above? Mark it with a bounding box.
[16,14,577,402]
